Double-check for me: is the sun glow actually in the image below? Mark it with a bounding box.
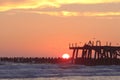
[62,53,70,59]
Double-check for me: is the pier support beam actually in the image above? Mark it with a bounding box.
[71,49,79,64]
[69,41,120,65]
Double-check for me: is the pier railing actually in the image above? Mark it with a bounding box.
[69,41,120,65]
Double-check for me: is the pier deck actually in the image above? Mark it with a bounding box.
[69,40,120,65]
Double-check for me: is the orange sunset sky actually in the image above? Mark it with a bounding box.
[0,0,120,57]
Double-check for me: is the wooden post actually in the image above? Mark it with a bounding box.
[94,51,97,59]
[75,49,79,59]
[72,49,76,64]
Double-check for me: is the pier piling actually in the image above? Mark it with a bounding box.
[69,41,120,65]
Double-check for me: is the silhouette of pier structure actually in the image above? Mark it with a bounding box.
[69,40,120,65]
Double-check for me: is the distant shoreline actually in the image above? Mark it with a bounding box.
[0,57,120,66]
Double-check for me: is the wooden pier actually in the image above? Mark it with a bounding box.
[69,41,120,65]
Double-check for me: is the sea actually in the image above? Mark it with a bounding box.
[0,62,120,80]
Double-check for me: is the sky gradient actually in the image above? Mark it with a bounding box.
[0,0,120,57]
